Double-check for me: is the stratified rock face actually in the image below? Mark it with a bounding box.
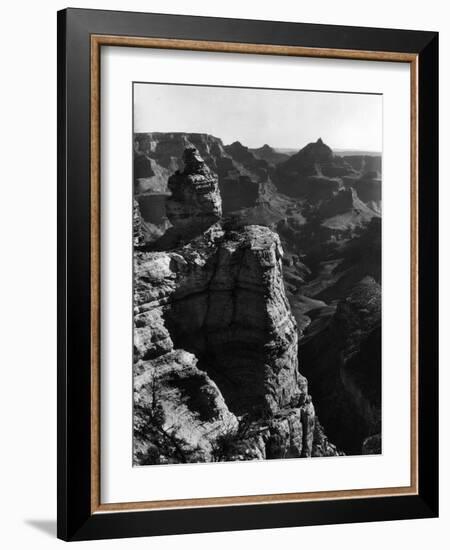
[133,137,382,464]
[274,138,357,199]
[135,225,302,417]
[300,276,381,454]
[133,180,333,462]
[224,141,270,180]
[134,350,238,464]
[133,133,381,259]
[134,133,266,222]
[318,187,365,219]
[318,187,379,232]
[134,132,226,185]
[166,148,222,234]
[353,176,382,214]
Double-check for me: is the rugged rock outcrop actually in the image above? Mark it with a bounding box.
[134,225,305,415]
[317,187,373,221]
[314,217,382,302]
[133,136,382,461]
[134,134,381,251]
[300,276,381,454]
[134,226,336,462]
[134,350,238,464]
[134,133,267,224]
[224,141,271,180]
[166,147,222,235]
[274,138,357,199]
[133,147,339,464]
[267,140,380,301]
[353,175,382,214]
[134,132,224,193]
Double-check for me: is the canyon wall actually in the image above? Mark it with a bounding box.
[134,135,382,459]
[133,148,340,464]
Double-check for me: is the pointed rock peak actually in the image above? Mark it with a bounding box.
[228,141,246,150]
[292,137,333,161]
[182,147,206,174]
[257,144,276,154]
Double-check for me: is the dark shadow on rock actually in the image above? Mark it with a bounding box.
[25,519,56,538]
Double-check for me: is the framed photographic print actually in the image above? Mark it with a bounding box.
[57,8,439,541]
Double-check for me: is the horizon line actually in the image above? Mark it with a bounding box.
[133,131,381,155]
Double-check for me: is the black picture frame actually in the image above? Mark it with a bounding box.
[57,7,438,541]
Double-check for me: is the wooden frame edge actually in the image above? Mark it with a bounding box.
[95,485,417,514]
[410,55,419,497]
[91,34,101,513]
[89,34,419,515]
[91,34,417,62]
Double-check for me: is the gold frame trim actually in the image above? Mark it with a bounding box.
[90,35,419,514]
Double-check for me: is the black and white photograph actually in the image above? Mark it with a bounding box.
[0,0,443,546]
[132,83,382,466]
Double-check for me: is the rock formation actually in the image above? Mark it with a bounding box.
[251,144,290,165]
[133,135,382,461]
[133,133,265,218]
[275,138,354,198]
[134,350,238,464]
[133,147,339,464]
[353,175,382,214]
[166,147,222,234]
[133,134,381,252]
[133,223,323,462]
[300,276,381,454]
[133,135,277,246]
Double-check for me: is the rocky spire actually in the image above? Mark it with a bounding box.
[166,147,222,234]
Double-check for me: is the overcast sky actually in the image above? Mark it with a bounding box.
[134,82,382,152]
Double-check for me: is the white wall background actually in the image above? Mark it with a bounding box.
[0,1,447,548]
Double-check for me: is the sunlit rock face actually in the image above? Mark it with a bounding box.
[166,147,222,233]
[135,224,302,417]
[133,146,344,465]
[134,350,239,465]
[133,223,334,463]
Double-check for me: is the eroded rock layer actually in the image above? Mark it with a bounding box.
[135,225,302,416]
[133,148,338,464]
[300,277,381,454]
[133,135,381,464]
[166,147,222,233]
[134,225,336,463]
